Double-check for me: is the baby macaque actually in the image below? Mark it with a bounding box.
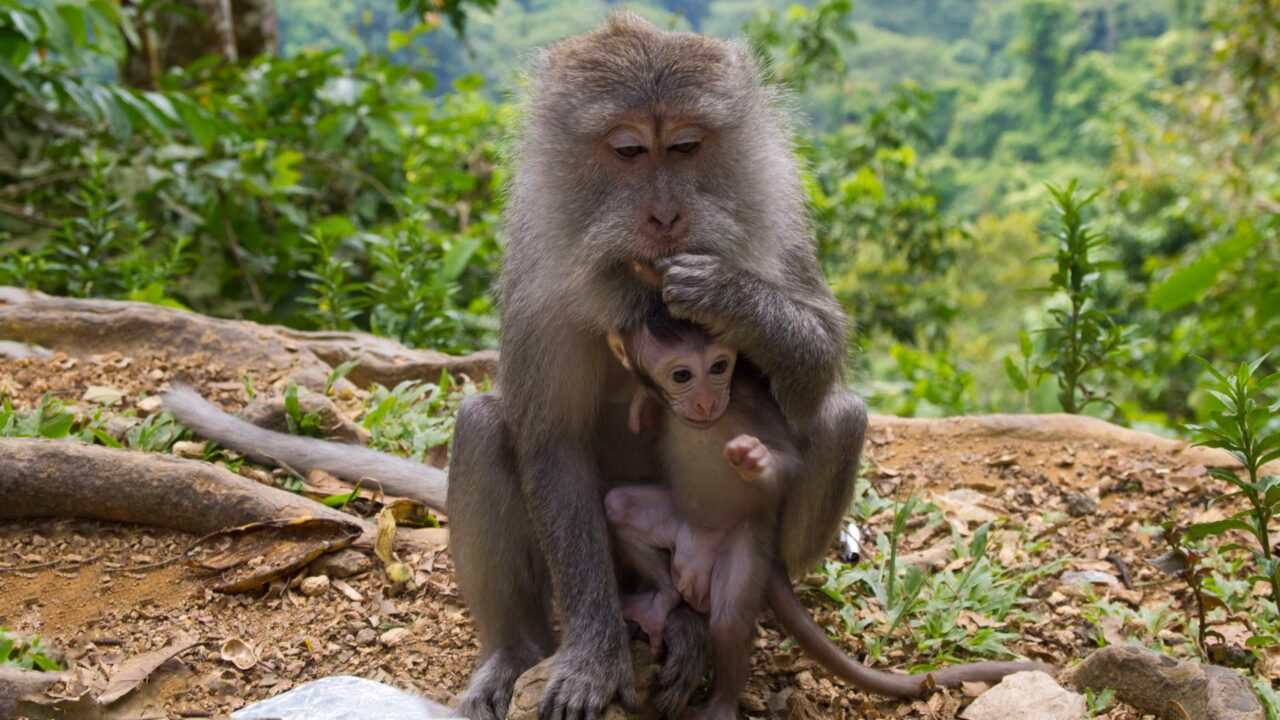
[604,307,1051,718]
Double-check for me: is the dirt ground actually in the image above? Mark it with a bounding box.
[0,349,1267,719]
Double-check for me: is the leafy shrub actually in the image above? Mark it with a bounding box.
[1005,181,1128,414]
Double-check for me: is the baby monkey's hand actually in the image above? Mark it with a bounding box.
[724,434,773,483]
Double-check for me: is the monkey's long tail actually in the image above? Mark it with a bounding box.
[766,569,1053,698]
[163,386,448,512]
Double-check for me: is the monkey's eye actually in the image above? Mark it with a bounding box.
[709,359,729,375]
[614,145,647,159]
[670,140,700,154]
[671,368,693,384]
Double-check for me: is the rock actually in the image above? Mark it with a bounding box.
[242,391,371,445]
[507,640,659,720]
[136,395,165,414]
[1064,492,1097,517]
[1061,644,1263,720]
[311,549,372,579]
[379,627,411,647]
[355,628,377,646]
[173,440,208,459]
[1061,570,1118,586]
[300,575,330,597]
[960,671,1085,720]
[82,385,124,405]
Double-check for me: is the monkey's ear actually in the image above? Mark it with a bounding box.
[606,331,632,370]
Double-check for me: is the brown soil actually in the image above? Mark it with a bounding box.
[1,350,1271,720]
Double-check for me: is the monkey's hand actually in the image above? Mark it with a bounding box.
[539,634,638,720]
[724,434,774,484]
[656,253,728,329]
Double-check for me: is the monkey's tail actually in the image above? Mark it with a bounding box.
[766,569,1053,698]
[163,385,448,512]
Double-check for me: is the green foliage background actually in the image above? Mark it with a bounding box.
[1,0,1277,432]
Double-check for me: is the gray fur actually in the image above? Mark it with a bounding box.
[451,11,863,720]
[162,386,447,510]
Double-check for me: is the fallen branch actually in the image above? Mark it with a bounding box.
[0,438,446,553]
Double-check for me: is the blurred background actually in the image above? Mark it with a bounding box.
[1,0,1276,434]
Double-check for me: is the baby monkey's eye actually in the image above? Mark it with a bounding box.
[615,145,646,159]
[670,140,700,154]
[671,368,693,384]
[709,359,729,375]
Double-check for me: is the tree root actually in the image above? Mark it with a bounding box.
[0,287,495,390]
[0,438,446,553]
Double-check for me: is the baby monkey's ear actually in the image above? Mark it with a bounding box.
[606,330,633,371]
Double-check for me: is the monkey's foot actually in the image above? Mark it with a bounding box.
[723,434,772,483]
[455,641,543,720]
[622,591,680,659]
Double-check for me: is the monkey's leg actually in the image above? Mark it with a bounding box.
[779,390,869,576]
[605,487,684,658]
[448,394,555,720]
[686,528,768,720]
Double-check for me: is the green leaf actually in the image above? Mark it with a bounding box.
[270,150,304,190]
[1150,222,1260,311]
[1183,519,1257,542]
[1019,330,1033,360]
[439,236,481,284]
[1004,356,1029,393]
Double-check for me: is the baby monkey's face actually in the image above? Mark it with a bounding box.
[607,327,737,429]
[647,337,736,428]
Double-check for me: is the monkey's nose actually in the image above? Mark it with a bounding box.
[648,210,681,233]
[693,398,712,419]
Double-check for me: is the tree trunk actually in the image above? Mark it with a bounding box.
[121,0,277,88]
[230,0,279,60]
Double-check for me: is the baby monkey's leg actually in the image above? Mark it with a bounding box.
[685,527,769,720]
[604,486,684,657]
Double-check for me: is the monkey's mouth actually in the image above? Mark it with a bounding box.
[678,414,724,430]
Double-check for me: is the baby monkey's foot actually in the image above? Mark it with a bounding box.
[723,434,772,483]
[623,591,680,659]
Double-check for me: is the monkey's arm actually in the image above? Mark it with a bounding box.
[163,386,447,510]
[501,319,639,717]
[659,252,846,424]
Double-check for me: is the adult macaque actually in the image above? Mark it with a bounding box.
[169,13,867,719]
[446,12,869,720]
[604,310,1051,719]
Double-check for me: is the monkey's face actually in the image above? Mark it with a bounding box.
[523,13,785,279]
[644,337,737,429]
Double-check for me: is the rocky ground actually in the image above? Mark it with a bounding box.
[0,297,1275,719]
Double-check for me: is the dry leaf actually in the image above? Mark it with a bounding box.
[97,634,199,704]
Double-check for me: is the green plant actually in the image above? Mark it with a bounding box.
[814,495,1056,666]
[284,383,324,437]
[299,229,369,332]
[126,411,188,453]
[1184,355,1280,615]
[1085,687,1115,716]
[0,628,60,671]
[1006,181,1127,414]
[360,375,471,461]
[882,342,977,417]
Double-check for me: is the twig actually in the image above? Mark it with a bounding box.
[1106,552,1134,589]
[216,191,267,314]
[0,199,61,228]
[103,555,181,573]
[0,170,85,199]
